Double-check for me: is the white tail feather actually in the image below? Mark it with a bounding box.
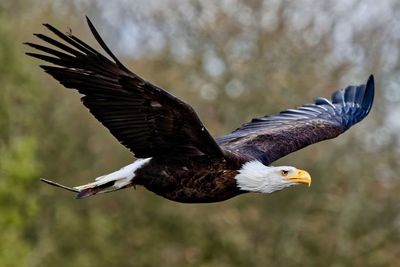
[74,158,151,191]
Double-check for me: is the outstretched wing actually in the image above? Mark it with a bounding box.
[217,76,374,165]
[25,17,223,158]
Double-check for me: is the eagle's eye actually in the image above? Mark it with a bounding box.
[281,170,289,176]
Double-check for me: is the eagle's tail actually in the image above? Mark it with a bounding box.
[40,160,150,199]
[40,178,133,199]
[41,159,151,199]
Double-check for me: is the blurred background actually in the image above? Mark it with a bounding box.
[1,0,400,266]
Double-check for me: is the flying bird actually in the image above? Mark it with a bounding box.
[25,17,374,203]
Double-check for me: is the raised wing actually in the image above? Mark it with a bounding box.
[217,76,374,165]
[25,17,223,158]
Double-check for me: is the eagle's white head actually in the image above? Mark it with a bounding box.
[234,160,311,193]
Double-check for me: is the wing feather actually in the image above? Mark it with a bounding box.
[217,76,374,165]
[25,18,223,158]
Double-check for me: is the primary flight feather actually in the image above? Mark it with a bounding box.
[25,17,374,203]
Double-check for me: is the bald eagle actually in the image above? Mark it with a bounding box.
[25,18,374,203]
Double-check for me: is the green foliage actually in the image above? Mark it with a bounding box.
[1,1,400,267]
[0,17,42,267]
[0,137,41,267]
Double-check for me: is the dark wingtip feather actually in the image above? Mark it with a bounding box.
[85,15,92,25]
[368,74,374,84]
[331,89,345,106]
[85,16,130,72]
[42,23,63,34]
[42,23,63,36]
[332,75,375,109]
[363,74,375,114]
[344,85,357,103]
[338,75,375,127]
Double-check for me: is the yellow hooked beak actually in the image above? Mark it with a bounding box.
[284,169,312,187]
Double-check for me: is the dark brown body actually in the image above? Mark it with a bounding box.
[134,156,244,203]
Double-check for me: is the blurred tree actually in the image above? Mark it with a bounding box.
[0,11,42,266]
